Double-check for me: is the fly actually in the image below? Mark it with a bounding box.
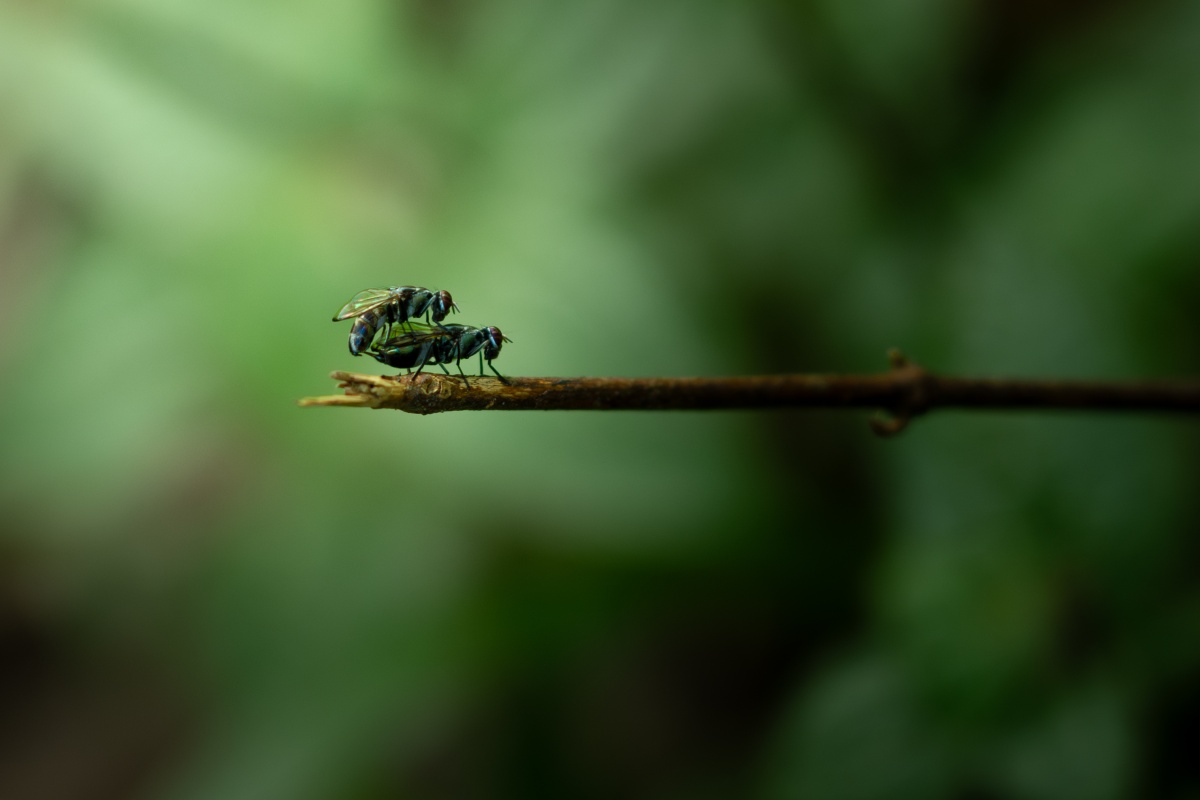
[331,286,459,356]
[367,323,511,386]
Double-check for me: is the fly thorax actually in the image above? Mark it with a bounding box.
[456,331,485,359]
[408,289,435,320]
[386,287,410,320]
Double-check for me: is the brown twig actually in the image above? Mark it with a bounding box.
[297,350,1200,437]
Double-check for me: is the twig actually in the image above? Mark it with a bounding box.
[296,350,1200,437]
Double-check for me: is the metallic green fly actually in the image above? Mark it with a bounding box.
[367,322,512,386]
[331,286,459,356]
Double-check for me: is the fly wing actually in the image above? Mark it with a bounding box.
[331,287,396,321]
[374,327,445,349]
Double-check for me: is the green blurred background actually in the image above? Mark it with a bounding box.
[2,1,1199,798]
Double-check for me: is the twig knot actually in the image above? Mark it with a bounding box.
[870,349,935,437]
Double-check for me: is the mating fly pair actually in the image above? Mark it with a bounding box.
[332,285,511,385]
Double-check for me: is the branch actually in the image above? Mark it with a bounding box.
[297,350,1200,437]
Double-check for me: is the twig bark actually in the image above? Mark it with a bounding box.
[297,350,1200,437]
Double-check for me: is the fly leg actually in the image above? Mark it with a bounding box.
[456,359,472,388]
[432,345,452,376]
[412,342,434,377]
[487,358,510,385]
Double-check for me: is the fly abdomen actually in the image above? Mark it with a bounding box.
[370,339,432,370]
[348,309,383,356]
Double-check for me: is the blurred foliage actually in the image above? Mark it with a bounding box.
[2,0,1200,798]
